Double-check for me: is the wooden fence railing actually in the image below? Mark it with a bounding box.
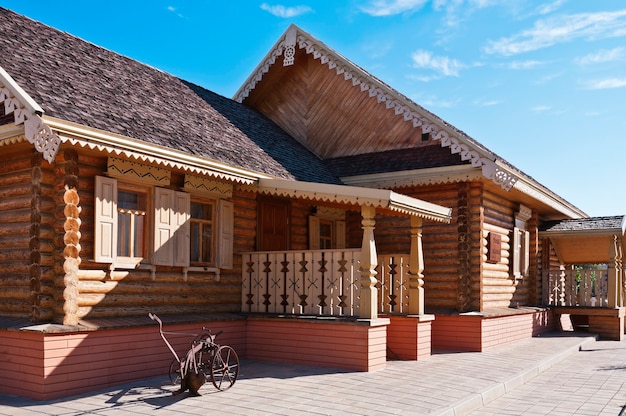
[546,267,609,307]
[241,250,411,317]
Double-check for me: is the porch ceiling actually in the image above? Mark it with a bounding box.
[257,178,452,222]
[539,215,626,264]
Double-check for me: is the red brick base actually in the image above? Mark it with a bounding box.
[432,308,556,352]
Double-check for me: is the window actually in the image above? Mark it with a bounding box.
[512,227,530,279]
[511,204,532,279]
[318,219,333,249]
[95,176,234,270]
[308,211,346,250]
[117,189,147,260]
[190,201,215,265]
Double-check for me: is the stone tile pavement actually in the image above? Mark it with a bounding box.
[1,332,625,415]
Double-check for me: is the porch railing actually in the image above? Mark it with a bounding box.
[546,266,610,307]
[241,250,411,317]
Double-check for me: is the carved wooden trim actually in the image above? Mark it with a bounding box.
[107,157,171,186]
[183,174,232,198]
[0,85,61,163]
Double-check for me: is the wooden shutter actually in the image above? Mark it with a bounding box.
[153,187,174,266]
[309,216,320,249]
[335,220,346,249]
[173,191,190,267]
[522,230,530,277]
[94,176,117,263]
[217,200,234,269]
[512,227,521,278]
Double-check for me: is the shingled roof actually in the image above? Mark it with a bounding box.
[0,8,340,185]
[540,216,626,234]
[324,146,469,178]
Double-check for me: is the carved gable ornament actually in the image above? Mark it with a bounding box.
[0,72,61,163]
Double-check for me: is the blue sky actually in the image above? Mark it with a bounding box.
[3,1,625,217]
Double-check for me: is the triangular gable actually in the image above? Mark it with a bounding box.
[235,24,518,192]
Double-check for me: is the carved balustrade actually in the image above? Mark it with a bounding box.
[241,250,411,317]
[546,266,610,307]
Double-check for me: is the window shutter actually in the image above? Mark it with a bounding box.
[173,191,190,267]
[522,230,530,277]
[335,220,346,249]
[512,227,521,278]
[154,187,174,266]
[94,176,117,263]
[217,199,234,269]
[309,216,320,249]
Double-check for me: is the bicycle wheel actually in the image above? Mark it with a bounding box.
[169,359,181,385]
[210,345,239,390]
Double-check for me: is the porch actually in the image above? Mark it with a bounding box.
[241,250,435,366]
[540,216,626,341]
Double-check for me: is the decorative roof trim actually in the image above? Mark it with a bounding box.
[257,178,452,223]
[43,117,265,185]
[0,66,61,163]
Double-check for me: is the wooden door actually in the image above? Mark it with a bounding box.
[257,197,290,251]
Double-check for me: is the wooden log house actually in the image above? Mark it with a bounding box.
[0,9,623,400]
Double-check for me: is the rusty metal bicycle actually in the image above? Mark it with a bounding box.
[149,313,239,395]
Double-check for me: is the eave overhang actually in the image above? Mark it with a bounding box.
[258,178,452,222]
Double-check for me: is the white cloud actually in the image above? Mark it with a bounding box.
[536,0,567,15]
[474,98,501,107]
[360,0,428,17]
[167,6,185,18]
[531,105,552,112]
[584,78,626,89]
[508,60,542,69]
[484,9,626,56]
[575,47,624,65]
[260,3,313,18]
[411,49,464,77]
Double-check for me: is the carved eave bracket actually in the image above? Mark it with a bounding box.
[0,75,61,163]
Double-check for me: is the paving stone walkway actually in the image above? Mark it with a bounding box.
[1,332,624,415]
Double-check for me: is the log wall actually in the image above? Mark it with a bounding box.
[381,181,540,313]
[0,144,57,321]
[45,149,256,320]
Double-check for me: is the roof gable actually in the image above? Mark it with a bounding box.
[235,24,587,218]
[0,8,340,185]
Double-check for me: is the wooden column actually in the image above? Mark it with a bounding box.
[359,205,378,319]
[558,265,566,306]
[608,235,623,308]
[408,216,425,315]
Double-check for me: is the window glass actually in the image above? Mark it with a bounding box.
[117,189,147,258]
[190,201,215,265]
[319,220,333,249]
